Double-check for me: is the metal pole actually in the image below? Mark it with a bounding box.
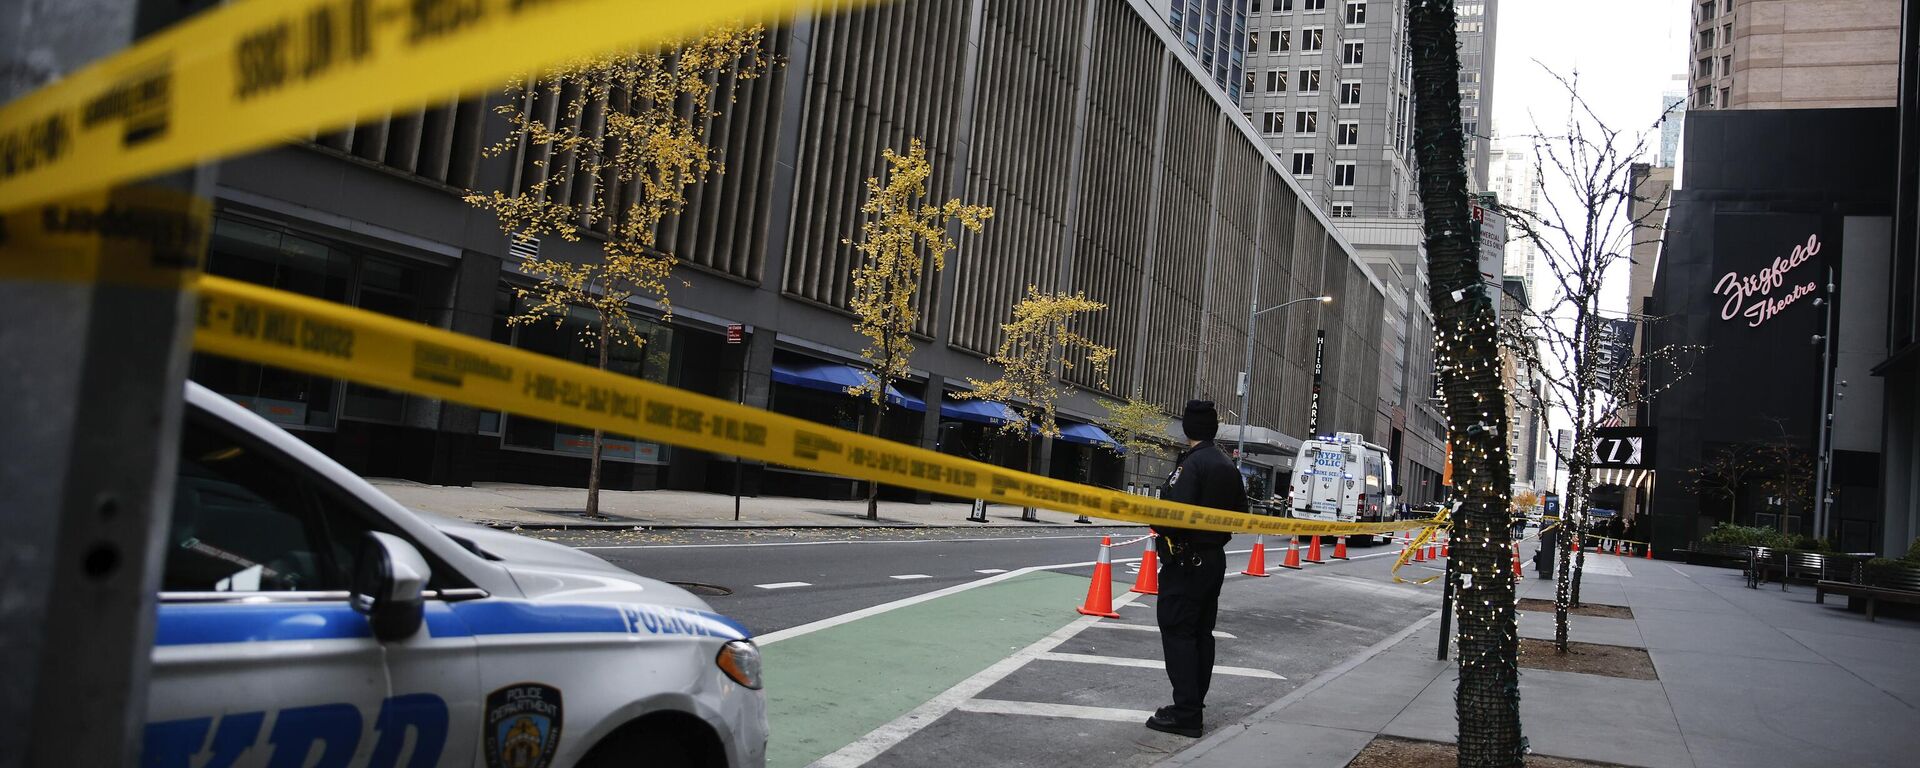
[734,346,747,522]
[1438,555,1456,660]
[2,4,208,764]
[1812,269,1836,542]
[1237,300,1257,468]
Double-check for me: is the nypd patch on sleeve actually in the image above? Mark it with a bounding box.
[486,683,564,768]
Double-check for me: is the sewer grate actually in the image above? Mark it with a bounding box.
[669,581,734,597]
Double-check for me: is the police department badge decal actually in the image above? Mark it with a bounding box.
[485,683,563,768]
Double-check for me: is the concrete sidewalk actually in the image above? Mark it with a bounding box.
[1162,553,1920,768]
[367,478,1145,529]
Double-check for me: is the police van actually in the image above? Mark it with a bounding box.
[145,383,767,767]
[1285,432,1399,544]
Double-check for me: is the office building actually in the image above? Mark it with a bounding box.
[1688,0,1901,110]
[1660,77,1687,166]
[176,0,1390,505]
[1158,0,1252,102]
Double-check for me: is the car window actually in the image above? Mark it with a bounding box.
[164,412,372,592]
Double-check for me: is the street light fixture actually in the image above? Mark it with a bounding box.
[1236,295,1334,470]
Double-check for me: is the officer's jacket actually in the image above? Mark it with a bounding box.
[1153,439,1245,556]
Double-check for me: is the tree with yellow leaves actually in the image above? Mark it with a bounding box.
[965,288,1115,520]
[845,139,992,520]
[1100,392,1173,484]
[467,25,770,518]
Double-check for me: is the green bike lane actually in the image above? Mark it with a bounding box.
[760,569,1097,767]
[756,538,1452,768]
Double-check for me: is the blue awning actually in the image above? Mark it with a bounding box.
[1058,422,1119,448]
[771,362,926,411]
[940,398,1019,425]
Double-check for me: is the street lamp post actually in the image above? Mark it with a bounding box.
[1237,295,1334,469]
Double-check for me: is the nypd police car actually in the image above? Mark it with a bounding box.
[144,383,767,767]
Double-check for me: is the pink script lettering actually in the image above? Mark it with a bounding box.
[1713,234,1821,327]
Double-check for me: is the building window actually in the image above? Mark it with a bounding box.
[1719,86,1729,106]
[1267,69,1288,92]
[1345,1,1366,24]
[1296,109,1318,134]
[1698,56,1713,78]
[1340,81,1362,105]
[1721,23,1731,47]
[1721,55,1731,76]
[1699,29,1714,50]
[1332,202,1354,218]
[1337,120,1359,145]
[1299,68,1321,93]
[1463,120,1477,137]
[1292,150,1315,176]
[1271,29,1290,51]
[1248,31,1259,53]
[1274,0,1293,11]
[1342,41,1364,65]
[502,301,672,463]
[1303,0,1325,10]
[1246,72,1257,93]
[1333,161,1356,188]
[1302,27,1324,51]
[1263,110,1286,134]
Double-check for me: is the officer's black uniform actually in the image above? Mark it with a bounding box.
[1146,401,1245,738]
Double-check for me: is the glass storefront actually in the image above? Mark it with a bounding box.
[496,292,673,464]
[191,217,445,429]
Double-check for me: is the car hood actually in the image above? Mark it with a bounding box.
[425,516,714,613]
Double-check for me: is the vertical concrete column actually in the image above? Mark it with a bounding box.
[428,250,504,485]
[913,374,946,504]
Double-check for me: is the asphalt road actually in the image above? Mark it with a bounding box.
[532,524,1540,768]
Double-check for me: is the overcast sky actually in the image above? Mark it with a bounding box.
[1489,1,1691,491]
[1491,0,1690,153]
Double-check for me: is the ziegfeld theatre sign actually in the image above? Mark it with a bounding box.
[1712,233,1823,328]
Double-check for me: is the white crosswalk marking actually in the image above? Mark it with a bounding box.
[1037,651,1285,679]
[956,699,1155,722]
[753,582,811,590]
[974,568,1008,574]
[1087,621,1235,639]
[889,574,932,580]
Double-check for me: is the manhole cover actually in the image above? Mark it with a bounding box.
[669,581,733,597]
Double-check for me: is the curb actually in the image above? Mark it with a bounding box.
[475,520,1154,532]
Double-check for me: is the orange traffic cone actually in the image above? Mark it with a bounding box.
[1512,546,1524,578]
[1306,535,1325,564]
[1131,536,1159,595]
[1332,536,1349,560]
[1441,533,1450,557]
[1612,540,1621,556]
[1644,543,1653,560]
[1280,536,1303,569]
[1076,536,1122,618]
[1242,535,1271,577]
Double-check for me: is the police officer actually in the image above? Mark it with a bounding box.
[1146,400,1244,738]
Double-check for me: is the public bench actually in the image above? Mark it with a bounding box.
[1816,566,1920,622]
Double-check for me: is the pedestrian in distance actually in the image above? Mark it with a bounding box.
[1145,400,1243,739]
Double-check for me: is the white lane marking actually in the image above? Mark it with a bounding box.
[763,539,1404,646]
[1086,622,1236,639]
[975,568,1008,574]
[956,699,1155,723]
[575,532,1137,550]
[754,581,811,590]
[806,592,1145,768]
[1037,651,1285,680]
[890,574,932,580]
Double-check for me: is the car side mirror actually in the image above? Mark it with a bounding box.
[352,532,431,642]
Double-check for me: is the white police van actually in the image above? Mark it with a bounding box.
[145,383,767,767]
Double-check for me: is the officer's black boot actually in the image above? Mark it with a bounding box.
[1145,706,1202,738]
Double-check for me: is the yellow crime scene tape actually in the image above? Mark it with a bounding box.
[0,0,869,212]
[193,274,1437,538]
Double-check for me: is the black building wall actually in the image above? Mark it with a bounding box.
[1648,108,1897,553]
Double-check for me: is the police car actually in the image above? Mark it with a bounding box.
[144,383,768,767]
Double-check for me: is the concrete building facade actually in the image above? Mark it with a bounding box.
[179,0,1390,502]
[1688,0,1902,110]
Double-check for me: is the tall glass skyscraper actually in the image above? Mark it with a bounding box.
[1163,0,1250,103]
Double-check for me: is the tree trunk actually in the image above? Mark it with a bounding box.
[586,322,610,519]
[1407,3,1522,765]
[864,397,883,520]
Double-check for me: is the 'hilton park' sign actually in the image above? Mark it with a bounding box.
[1712,234,1822,328]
